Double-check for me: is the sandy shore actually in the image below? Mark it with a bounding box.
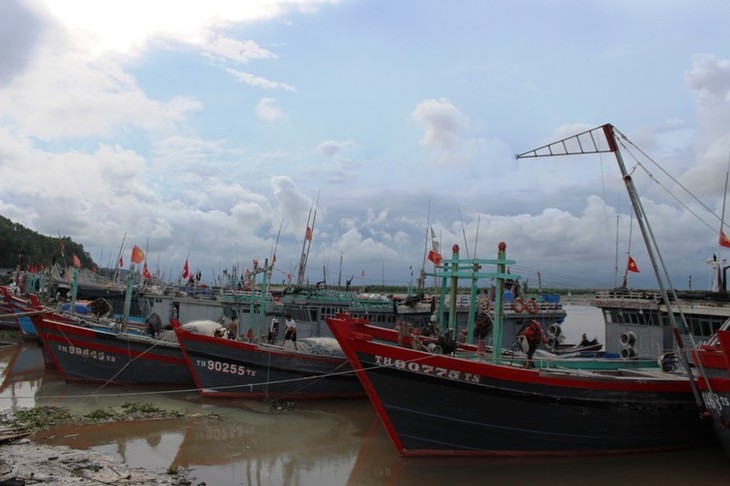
[0,439,193,485]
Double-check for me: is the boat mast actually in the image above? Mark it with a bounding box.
[516,123,703,406]
[613,215,619,288]
[113,233,126,284]
[417,201,432,293]
[715,161,729,293]
[620,211,635,288]
[296,192,319,287]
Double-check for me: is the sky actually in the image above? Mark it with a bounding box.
[2,0,730,291]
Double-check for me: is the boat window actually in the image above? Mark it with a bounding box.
[700,319,713,339]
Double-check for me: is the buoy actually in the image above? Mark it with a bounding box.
[478,298,491,313]
[512,298,525,313]
[525,299,539,314]
[620,347,636,359]
[548,323,562,337]
[620,331,636,346]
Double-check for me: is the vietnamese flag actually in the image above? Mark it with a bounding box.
[143,263,152,279]
[720,230,730,249]
[627,256,640,273]
[427,250,442,266]
[182,259,190,279]
[72,253,81,268]
[131,245,145,264]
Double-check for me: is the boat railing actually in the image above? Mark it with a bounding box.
[593,289,661,300]
[218,289,272,303]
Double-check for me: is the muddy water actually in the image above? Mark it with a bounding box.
[1,307,729,485]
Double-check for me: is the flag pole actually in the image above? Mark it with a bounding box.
[457,205,469,259]
[614,214,620,289]
[718,157,729,255]
[622,211,634,288]
[113,233,126,284]
[715,156,730,293]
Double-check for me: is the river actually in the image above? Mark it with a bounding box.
[1,305,728,485]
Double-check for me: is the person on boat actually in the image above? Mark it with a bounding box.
[579,333,591,347]
[283,315,298,350]
[144,312,163,338]
[267,318,280,344]
[516,319,547,368]
[578,333,599,348]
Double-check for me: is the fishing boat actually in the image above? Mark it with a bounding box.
[34,316,193,387]
[29,265,199,387]
[693,322,730,457]
[323,124,721,456]
[325,242,715,456]
[592,279,730,360]
[173,319,363,399]
[0,285,42,338]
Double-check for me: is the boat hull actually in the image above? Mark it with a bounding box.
[696,330,730,457]
[35,318,192,387]
[326,315,716,456]
[0,286,39,338]
[175,328,364,399]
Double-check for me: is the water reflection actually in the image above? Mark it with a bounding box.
[2,318,730,485]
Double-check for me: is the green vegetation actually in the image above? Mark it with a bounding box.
[0,215,95,273]
[0,402,192,432]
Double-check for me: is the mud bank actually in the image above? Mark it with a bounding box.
[0,439,194,485]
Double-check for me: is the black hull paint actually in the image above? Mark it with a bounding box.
[326,315,716,456]
[356,351,713,454]
[35,319,192,386]
[176,330,364,399]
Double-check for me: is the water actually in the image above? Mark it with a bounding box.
[1,306,728,485]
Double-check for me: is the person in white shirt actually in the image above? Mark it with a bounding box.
[283,315,298,350]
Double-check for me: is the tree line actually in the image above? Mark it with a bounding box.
[0,215,95,271]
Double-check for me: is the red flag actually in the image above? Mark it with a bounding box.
[427,250,442,266]
[143,263,152,279]
[305,226,313,241]
[131,245,145,264]
[720,230,730,248]
[182,259,190,279]
[627,256,640,273]
[72,253,81,268]
[118,256,123,267]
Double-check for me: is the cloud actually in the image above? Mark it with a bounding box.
[316,140,354,157]
[411,98,469,163]
[226,67,297,91]
[0,0,43,86]
[37,0,340,56]
[0,36,202,140]
[256,97,286,122]
[200,34,276,64]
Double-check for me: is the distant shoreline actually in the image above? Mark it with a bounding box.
[560,295,593,306]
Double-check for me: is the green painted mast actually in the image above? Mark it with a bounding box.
[428,242,516,364]
[121,264,136,332]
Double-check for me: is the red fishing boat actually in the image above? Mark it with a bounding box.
[325,242,715,456]
[694,327,730,457]
[173,320,364,399]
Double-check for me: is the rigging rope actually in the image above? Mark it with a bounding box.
[615,130,722,234]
